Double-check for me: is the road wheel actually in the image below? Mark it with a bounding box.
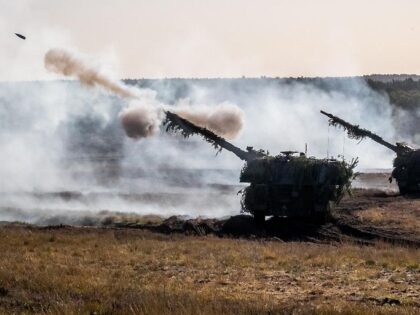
[310,212,328,224]
[253,212,265,226]
[398,184,408,195]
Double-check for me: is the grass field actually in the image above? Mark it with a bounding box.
[0,224,418,314]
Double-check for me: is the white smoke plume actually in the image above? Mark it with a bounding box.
[44,48,245,141]
[0,77,403,226]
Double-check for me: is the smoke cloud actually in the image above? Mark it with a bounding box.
[171,103,244,139]
[0,47,400,227]
[44,48,245,141]
[0,76,405,226]
[45,49,136,99]
[119,103,163,139]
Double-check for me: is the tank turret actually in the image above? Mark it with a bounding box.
[321,110,420,194]
[164,111,358,223]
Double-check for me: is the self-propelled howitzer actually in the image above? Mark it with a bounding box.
[321,110,420,194]
[164,111,357,223]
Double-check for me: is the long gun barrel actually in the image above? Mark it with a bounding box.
[320,110,400,153]
[163,111,264,161]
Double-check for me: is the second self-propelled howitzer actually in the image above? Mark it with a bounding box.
[321,110,420,194]
[164,111,357,223]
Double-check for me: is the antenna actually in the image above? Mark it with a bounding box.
[342,131,345,159]
[305,143,308,155]
[327,124,330,159]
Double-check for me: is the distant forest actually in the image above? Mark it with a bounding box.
[123,76,420,111]
[367,78,420,111]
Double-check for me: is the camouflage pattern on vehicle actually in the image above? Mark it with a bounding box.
[321,110,420,194]
[164,111,358,223]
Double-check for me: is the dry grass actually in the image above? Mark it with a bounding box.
[352,197,420,236]
[0,225,418,314]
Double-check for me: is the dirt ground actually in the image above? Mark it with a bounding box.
[0,189,419,314]
[99,189,420,248]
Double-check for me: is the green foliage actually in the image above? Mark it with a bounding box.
[337,157,359,202]
[163,111,223,153]
[368,77,420,110]
[328,119,368,142]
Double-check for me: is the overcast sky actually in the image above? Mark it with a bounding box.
[1,0,420,80]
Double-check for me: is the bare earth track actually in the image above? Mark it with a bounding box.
[103,189,420,248]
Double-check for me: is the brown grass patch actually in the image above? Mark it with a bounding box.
[0,225,418,314]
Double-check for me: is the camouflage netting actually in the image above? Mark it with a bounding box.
[163,111,224,152]
[328,118,368,141]
[242,156,357,183]
[322,110,402,154]
[323,111,420,195]
[240,156,358,205]
[165,109,360,216]
[163,110,254,161]
[336,158,359,201]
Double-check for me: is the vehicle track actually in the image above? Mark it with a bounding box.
[110,189,420,247]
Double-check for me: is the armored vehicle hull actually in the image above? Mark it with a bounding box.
[164,111,357,222]
[242,184,333,220]
[321,110,420,195]
[239,155,354,221]
[392,150,420,194]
